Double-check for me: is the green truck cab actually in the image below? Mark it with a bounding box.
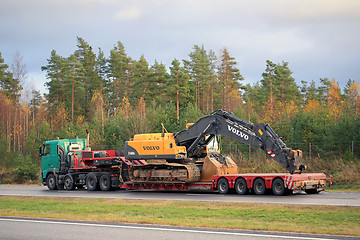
[39,138,87,187]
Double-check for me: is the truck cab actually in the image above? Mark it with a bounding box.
[39,138,87,186]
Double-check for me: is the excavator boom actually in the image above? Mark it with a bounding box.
[174,110,304,174]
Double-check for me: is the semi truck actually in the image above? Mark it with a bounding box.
[40,110,330,195]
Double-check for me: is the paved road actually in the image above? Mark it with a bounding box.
[0,217,355,240]
[0,185,359,206]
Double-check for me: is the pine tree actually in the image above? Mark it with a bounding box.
[0,52,18,101]
[29,89,43,125]
[218,48,243,111]
[96,48,108,89]
[107,41,133,114]
[66,54,85,122]
[130,55,151,109]
[42,50,68,111]
[261,60,300,123]
[317,77,331,103]
[74,37,100,119]
[208,50,217,112]
[261,60,300,104]
[183,45,211,113]
[149,60,170,106]
[169,59,190,120]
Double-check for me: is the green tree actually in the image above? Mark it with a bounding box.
[149,60,170,105]
[261,60,300,104]
[169,59,191,120]
[42,50,68,121]
[74,37,101,119]
[130,55,151,107]
[107,41,133,114]
[301,80,319,104]
[0,52,17,100]
[317,77,331,103]
[184,45,212,113]
[29,89,43,125]
[218,48,244,111]
[66,54,85,122]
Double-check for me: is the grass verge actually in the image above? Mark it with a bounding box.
[0,196,359,236]
[326,184,360,192]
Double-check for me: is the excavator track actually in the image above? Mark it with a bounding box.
[129,162,201,183]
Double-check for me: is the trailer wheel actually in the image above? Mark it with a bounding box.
[272,178,285,196]
[217,178,229,194]
[64,174,75,191]
[46,173,57,190]
[86,173,98,191]
[253,178,266,195]
[235,178,248,195]
[99,174,111,191]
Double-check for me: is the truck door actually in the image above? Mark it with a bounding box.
[40,143,59,181]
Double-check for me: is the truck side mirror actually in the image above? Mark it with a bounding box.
[39,145,44,157]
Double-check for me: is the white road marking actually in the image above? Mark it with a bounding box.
[0,218,338,240]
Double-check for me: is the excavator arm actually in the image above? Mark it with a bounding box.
[174,110,305,174]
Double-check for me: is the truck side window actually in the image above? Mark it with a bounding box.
[43,145,51,156]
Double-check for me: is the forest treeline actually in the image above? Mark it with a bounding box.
[0,37,359,184]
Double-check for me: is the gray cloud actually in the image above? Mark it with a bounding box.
[1,0,359,93]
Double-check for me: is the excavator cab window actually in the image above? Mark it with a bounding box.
[207,135,220,153]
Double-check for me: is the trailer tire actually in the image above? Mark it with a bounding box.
[235,178,248,195]
[86,173,98,191]
[46,173,57,190]
[64,174,75,191]
[272,178,285,196]
[253,178,266,195]
[99,174,111,191]
[217,178,229,194]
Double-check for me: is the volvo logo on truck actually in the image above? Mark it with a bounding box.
[227,125,249,140]
[143,146,160,151]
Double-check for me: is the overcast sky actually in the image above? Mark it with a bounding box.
[1,0,359,94]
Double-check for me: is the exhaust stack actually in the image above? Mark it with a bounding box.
[85,130,91,151]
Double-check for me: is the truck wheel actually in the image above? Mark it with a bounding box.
[217,178,229,194]
[99,174,111,191]
[253,178,266,195]
[86,173,98,191]
[272,178,285,196]
[46,173,57,190]
[64,174,75,191]
[235,178,247,195]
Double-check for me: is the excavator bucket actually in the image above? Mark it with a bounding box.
[199,153,238,182]
[289,149,306,173]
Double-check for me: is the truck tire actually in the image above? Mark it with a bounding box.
[99,174,111,191]
[272,178,285,196]
[217,178,229,194]
[46,173,57,190]
[86,173,98,191]
[253,178,266,195]
[64,174,75,191]
[235,178,247,195]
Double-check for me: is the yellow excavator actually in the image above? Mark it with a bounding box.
[124,110,305,183]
